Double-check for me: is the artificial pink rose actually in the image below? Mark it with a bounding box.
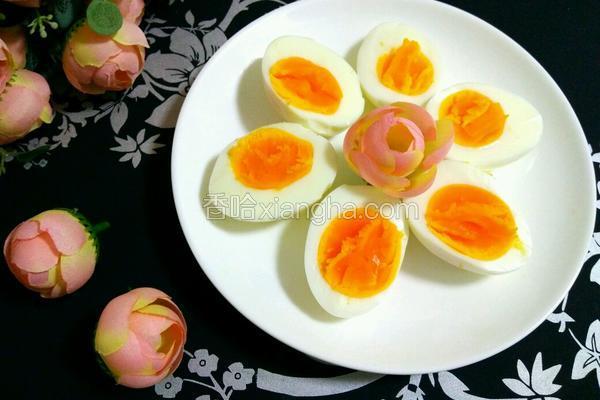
[0,38,13,93]
[3,210,98,298]
[62,20,148,94]
[95,288,187,388]
[113,0,145,24]
[344,103,454,198]
[3,0,40,7]
[0,69,53,145]
[0,26,27,69]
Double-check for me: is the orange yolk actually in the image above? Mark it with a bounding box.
[269,57,343,115]
[377,38,434,95]
[228,127,313,190]
[318,208,402,298]
[425,184,520,260]
[439,90,507,147]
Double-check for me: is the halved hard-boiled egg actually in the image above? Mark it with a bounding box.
[426,83,543,169]
[357,23,439,107]
[208,123,337,222]
[305,185,409,317]
[262,36,365,137]
[407,160,531,274]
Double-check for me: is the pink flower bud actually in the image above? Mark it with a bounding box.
[344,103,454,198]
[3,210,97,298]
[3,0,40,7]
[62,21,148,94]
[95,288,187,388]
[0,38,12,94]
[0,26,27,69]
[0,69,53,145]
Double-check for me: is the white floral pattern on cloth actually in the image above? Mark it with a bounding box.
[0,0,287,172]
[155,349,255,400]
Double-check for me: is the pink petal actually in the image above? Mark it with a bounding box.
[62,49,105,94]
[103,330,157,376]
[10,220,40,240]
[392,149,424,176]
[394,117,425,151]
[96,288,171,356]
[349,151,410,191]
[36,210,86,255]
[10,234,59,273]
[399,166,438,198]
[59,238,96,293]
[422,118,455,169]
[0,26,27,69]
[392,102,437,141]
[113,21,149,48]
[129,312,174,351]
[0,85,46,139]
[26,266,58,289]
[70,24,122,68]
[360,111,397,170]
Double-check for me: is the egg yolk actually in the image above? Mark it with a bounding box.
[425,184,520,260]
[377,38,434,95]
[228,127,313,190]
[439,90,507,147]
[269,57,343,115]
[318,207,402,298]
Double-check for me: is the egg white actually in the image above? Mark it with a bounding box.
[304,185,409,318]
[406,160,531,274]
[426,83,543,169]
[357,22,440,107]
[262,36,365,137]
[208,123,337,222]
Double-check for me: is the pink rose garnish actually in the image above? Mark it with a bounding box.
[3,209,104,298]
[344,102,454,198]
[62,20,148,94]
[0,69,53,145]
[0,26,27,69]
[0,38,13,94]
[95,288,187,388]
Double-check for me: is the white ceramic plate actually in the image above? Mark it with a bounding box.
[172,0,595,374]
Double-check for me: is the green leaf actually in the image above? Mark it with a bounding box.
[52,0,76,30]
[86,0,122,36]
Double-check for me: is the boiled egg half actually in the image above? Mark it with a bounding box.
[305,185,409,317]
[407,160,531,274]
[357,22,439,106]
[262,36,364,137]
[426,83,543,169]
[208,123,337,222]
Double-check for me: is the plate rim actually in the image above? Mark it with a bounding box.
[171,0,597,374]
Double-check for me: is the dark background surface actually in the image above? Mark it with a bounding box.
[1,0,599,399]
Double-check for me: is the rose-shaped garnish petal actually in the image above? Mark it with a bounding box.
[95,288,187,389]
[344,102,454,198]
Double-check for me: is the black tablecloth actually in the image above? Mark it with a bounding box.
[2,1,599,399]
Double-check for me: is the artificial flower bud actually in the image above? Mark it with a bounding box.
[0,26,27,69]
[62,20,148,94]
[0,69,53,145]
[0,38,12,93]
[3,209,101,298]
[95,288,187,388]
[344,103,454,198]
[3,0,40,7]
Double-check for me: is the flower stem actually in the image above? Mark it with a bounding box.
[182,378,221,393]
